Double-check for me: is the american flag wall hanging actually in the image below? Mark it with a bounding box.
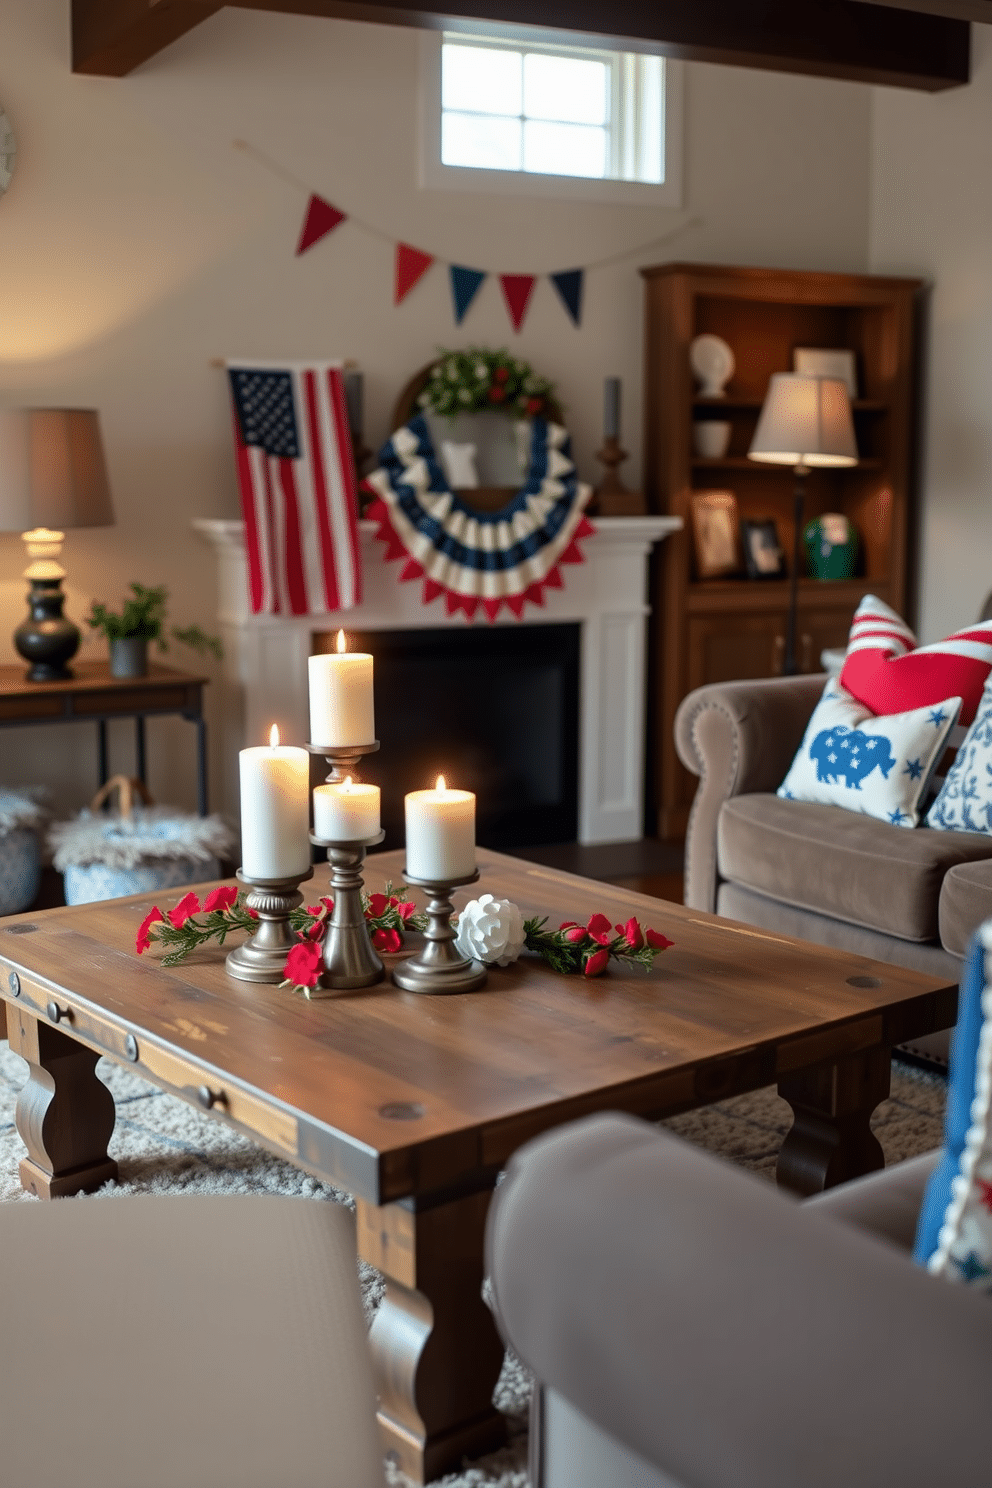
[226,360,361,616]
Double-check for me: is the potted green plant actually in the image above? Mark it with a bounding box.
[86,584,222,679]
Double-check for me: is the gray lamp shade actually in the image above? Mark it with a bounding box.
[0,408,114,533]
[748,374,858,468]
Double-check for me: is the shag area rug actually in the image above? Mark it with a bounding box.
[0,1042,945,1488]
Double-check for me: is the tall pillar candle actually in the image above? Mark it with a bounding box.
[313,777,381,841]
[405,777,476,880]
[309,631,375,746]
[604,377,621,440]
[239,727,310,879]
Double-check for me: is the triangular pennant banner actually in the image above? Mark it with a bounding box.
[500,274,536,332]
[550,269,584,326]
[296,194,346,256]
[450,265,486,324]
[395,243,435,304]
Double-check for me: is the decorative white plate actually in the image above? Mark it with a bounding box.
[689,333,735,397]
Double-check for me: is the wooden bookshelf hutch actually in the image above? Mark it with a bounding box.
[642,262,924,839]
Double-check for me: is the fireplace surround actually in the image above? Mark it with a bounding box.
[195,515,678,845]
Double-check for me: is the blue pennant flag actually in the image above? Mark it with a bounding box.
[450,265,486,324]
[550,269,584,326]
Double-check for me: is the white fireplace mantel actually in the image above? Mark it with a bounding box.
[195,515,680,844]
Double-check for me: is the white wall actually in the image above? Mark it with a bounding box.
[0,0,872,820]
[870,24,992,642]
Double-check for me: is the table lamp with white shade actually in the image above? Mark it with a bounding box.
[748,374,857,675]
[0,409,115,681]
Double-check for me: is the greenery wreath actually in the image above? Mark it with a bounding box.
[416,346,557,421]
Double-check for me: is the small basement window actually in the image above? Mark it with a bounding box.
[421,32,682,206]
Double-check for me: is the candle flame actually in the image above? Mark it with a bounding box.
[436,774,446,793]
[269,724,280,748]
[336,629,346,654]
[343,775,354,793]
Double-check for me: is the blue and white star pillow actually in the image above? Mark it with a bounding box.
[778,678,962,827]
[915,921,992,1287]
[927,673,992,835]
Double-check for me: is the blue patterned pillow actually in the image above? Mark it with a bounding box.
[927,677,992,834]
[915,924,992,1284]
[778,678,962,828]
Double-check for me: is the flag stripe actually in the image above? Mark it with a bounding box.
[328,368,362,607]
[290,369,337,614]
[303,370,342,613]
[318,368,359,609]
[233,412,267,614]
[277,457,309,616]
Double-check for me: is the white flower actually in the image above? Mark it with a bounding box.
[454,894,525,967]
[446,360,460,381]
[474,361,488,380]
[458,387,472,402]
[417,390,431,406]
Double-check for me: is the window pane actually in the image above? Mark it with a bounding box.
[638,55,663,184]
[442,44,522,117]
[523,53,608,126]
[442,111,522,171]
[523,119,606,178]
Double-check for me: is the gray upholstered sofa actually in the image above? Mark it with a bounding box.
[488,1112,986,1488]
[674,673,992,1062]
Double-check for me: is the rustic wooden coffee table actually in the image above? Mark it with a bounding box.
[0,848,956,1483]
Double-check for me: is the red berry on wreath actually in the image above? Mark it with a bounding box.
[494,366,510,383]
[488,386,505,402]
[526,397,543,415]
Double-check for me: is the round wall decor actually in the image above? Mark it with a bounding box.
[0,109,15,196]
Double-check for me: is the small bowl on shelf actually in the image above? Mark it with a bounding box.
[692,421,732,459]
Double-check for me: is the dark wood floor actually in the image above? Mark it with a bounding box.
[26,840,685,916]
[512,837,685,904]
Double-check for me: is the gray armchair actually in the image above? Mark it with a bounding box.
[675,673,992,1064]
[487,1112,987,1488]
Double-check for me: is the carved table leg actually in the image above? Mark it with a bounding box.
[356,1185,507,1485]
[7,1004,118,1199]
[777,1044,890,1197]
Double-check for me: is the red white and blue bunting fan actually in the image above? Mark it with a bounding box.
[362,416,595,621]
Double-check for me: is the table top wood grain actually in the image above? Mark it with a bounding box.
[0,848,957,1204]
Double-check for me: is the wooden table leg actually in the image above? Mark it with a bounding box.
[6,1004,118,1199]
[777,1044,890,1197]
[356,1186,507,1485]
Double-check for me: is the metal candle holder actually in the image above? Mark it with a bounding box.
[225,866,314,984]
[307,828,386,994]
[307,739,380,786]
[391,868,487,996]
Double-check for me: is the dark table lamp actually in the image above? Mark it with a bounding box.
[748,374,857,675]
[0,409,115,681]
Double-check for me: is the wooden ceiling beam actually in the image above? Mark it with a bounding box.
[71,0,970,90]
[72,1,223,76]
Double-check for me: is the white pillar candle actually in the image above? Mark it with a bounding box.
[313,776,381,842]
[239,725,311,879]
[309,631,374,747]
[405,776,476,880]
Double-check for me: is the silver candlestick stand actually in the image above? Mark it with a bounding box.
[225,866,314,983]
[307,739,380,785]
[391,868,487,995]
[308,828,387,994]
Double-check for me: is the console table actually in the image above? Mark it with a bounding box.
[0,661,209,814]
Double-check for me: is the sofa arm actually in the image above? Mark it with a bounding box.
[487,1114,990,1488]
[674,673,826,911]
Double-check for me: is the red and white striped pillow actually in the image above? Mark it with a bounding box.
[840,596,992,727]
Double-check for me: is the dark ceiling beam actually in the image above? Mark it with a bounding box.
[71,0,971,90]
[72,1,222,75]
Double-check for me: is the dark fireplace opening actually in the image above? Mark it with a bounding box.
[312,623,580,852]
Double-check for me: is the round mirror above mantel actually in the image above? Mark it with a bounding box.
[391,354,564,515]
[0,109,15,197]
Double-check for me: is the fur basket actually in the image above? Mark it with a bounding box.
[0,787,49,916]
[49,776,233,907]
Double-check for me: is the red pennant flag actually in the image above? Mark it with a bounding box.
[296,195,346,256]
[500,274,536,332]
[395,243,435,304]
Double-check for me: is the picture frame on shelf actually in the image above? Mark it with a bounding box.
[741,518,786,580]
[793,347,858,399]
[688,490,741,579]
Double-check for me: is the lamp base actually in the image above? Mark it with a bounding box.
[14,577,80,682]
